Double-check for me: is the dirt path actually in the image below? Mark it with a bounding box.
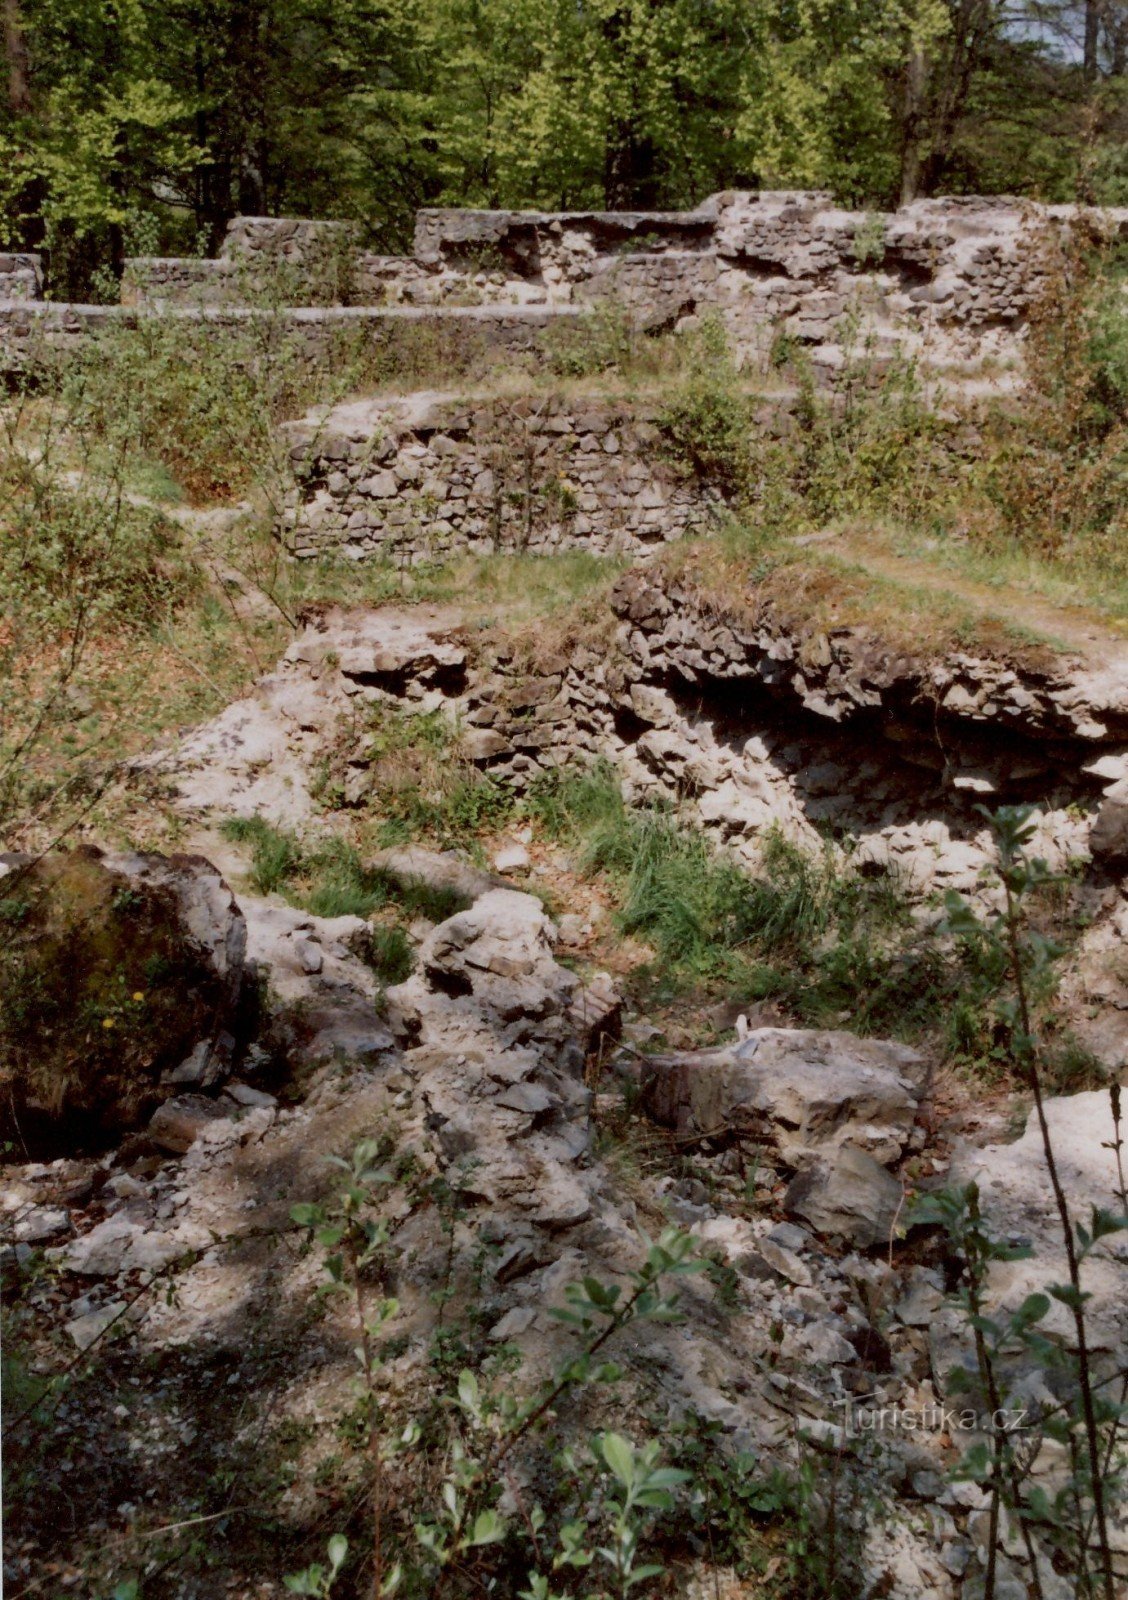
[822,529,1128,664]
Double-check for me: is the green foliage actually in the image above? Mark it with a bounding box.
[219,815,465,982]
[544,302,642,379]
[290,1137,704,1597]
[61,311,354,501]
[917,810,1128,1600]
[283,1534,350,1597]
[5,0,1124,296]
[764,330,942,529]
[222,815,304,896]
[526,766,1097,1076]
[658,316,754,496]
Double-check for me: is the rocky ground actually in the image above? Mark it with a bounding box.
[4,585,1128,1600]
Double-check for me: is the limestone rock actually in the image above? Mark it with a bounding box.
[149,1094,231,1154]
[387,889,579,1054]
[784,1145,905,1248]
[368,845,501,906]
[1089,788,1128,866]
[948,1090,1128,1355]
[0,848,245,1149]
[640,1027,927,1166]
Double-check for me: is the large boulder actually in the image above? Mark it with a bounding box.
[639,1027,928,1166]
[946,1090,1128,1355]
[0,847,245,1148]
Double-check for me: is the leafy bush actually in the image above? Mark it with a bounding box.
[658,315,754,495]
[544,300,640,378]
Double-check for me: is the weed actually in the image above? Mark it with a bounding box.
[218,816,465,980]
[222,815,304,895]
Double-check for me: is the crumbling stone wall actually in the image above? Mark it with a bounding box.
[0,253,43,301]
[280,393,721,561]
[450,568,1118,895]
[123,216,359,308]
[123,193,1123,374]
[13,191,1128,377]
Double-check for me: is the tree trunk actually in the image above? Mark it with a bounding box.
[3,0,30,115]
[919,0,993,196]
[899,43,928,205]
[1084,0,1102,80]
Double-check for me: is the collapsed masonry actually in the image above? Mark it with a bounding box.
[152,580,1128,1070]
[5,192,1128,377]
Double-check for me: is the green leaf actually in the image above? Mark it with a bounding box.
[457,1369,480,1416]
[467,1509,506,1546]
[599,1431,635,1488]
[625,1564,666,1587]
[290,1203,322,1228]
[1048,1282,1091,1310]
[327,1534,348,1573]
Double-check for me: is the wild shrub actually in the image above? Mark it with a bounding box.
[980,227,1128,574]
[657,314,754,496]
[760,321,947,533]
[61,313,314,501]
[543,300,641,378]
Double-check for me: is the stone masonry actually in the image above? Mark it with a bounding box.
[122,192,1128,377]
[280,392,722,562]
[8,192,1128,380]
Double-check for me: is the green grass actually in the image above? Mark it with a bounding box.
[219,817,468,980]
[278,547,625,629]
[525,764,1100,1079]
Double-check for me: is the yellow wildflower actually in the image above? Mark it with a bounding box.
[102,1017,115,1029]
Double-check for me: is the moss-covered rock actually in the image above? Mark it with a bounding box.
[0,846,245,1150]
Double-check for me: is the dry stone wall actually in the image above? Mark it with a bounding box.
[279,392,721,562]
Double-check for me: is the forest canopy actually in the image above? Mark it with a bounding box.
[2,0,1127,297]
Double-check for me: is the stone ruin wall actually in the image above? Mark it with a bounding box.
[280,393,723,562]
[117,192,1128,374]
[7,192,1128,377]
[299,567,1128,906]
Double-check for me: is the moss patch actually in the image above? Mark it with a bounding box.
[0,849,231,1150]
